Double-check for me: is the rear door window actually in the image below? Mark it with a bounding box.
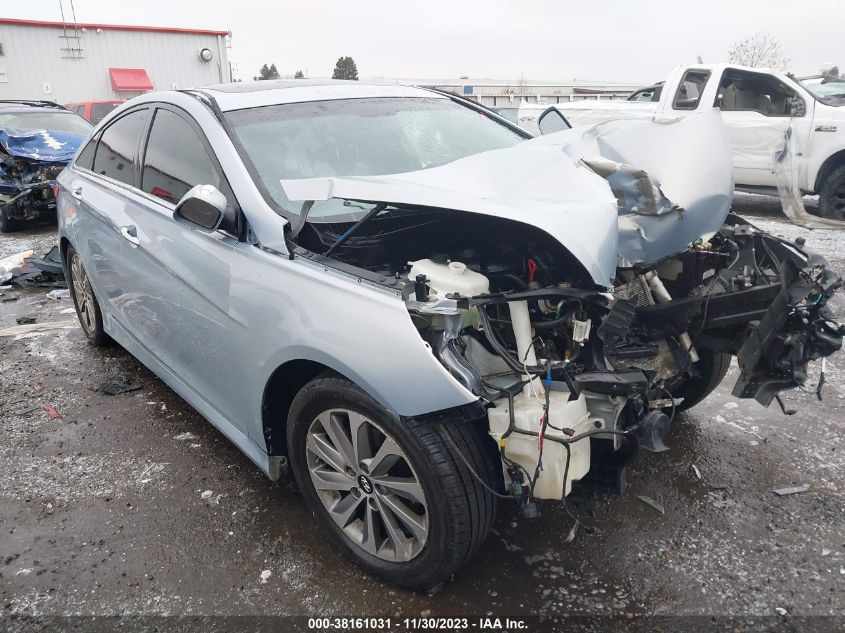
[672,70,711,110]
[141,108,221,205]
[91,109,148,185]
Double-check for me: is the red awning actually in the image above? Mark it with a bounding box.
[109,68,153,91]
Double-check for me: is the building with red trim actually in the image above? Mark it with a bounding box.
[0,18,230,103]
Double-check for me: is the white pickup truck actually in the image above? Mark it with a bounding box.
[518,64,845,219]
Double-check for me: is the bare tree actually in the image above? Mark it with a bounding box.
[516,73,529,99]
[728,32,790,71]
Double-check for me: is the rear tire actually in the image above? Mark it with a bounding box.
[669,348,732,412]
[287,375,500,590]
[818,164,845,220]
[66,246,111,347]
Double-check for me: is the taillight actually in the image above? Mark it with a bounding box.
[53,182,61,199]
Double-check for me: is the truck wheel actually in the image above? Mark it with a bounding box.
[0,208,21,233]
[818,164,845,220]
[287,375,500,590]
[668,348,732,413]
[66,246,111,347]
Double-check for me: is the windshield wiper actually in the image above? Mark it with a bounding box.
[324,202,387,257]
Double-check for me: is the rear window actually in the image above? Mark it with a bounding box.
[672,70,711,110]
[90,102,121,124]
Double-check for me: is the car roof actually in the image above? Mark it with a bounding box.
[195,79,446,112]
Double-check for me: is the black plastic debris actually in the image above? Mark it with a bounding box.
[98,375,142,396]
[8,246,66,288]
[25,245,64,275]
[15,315,35,325]
[772,484,810,496]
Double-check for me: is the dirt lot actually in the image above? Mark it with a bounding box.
[1,195,844,626]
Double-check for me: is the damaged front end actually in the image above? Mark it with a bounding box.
[281,109,844,506]
[0,127,87,231]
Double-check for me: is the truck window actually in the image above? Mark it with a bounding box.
[715,69,804,117]
[628,85,663,103]
[672,70,710,110]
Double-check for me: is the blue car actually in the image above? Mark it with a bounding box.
[0,100,92,232]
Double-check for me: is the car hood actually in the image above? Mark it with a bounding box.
[0,128,87,163]
[280,108,733,288]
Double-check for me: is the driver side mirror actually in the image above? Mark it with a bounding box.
[537,106,572,135]
[174,184,227,232]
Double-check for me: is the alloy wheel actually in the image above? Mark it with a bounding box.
[305,409,429,562]
[70,253,97,335]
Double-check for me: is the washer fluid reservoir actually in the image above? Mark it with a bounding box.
[408,259,489,299]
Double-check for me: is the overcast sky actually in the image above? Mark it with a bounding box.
[7,0,843,83]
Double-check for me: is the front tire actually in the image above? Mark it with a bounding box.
[66,246,111,347]
[818,164,845,220]
[669,348,732,412]
[287,375,499,590]
[0,208,21,233]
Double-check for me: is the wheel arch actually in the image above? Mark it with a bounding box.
[59,235,72,265]
[814,148,845,193]
[261,358,340,457]
[259,355,487,459]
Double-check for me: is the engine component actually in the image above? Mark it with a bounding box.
[644,270,699,364]
[507,300,537,366]
[612,275,681,382]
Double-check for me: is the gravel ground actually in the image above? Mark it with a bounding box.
[1,195,844,628]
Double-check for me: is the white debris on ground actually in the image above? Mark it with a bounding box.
[259,569,272,584]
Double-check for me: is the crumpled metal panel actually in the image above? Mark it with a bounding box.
[530,108,734,268]
[0,127,86,163]
[281,109,734,286]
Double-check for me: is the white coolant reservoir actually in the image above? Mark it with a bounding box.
[408,258,490,299]
[488,389,594,499]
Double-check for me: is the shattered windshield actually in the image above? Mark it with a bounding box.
[798,77,845,104]
[226,97,527,219]
[0,111,94,136]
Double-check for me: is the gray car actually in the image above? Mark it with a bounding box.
[57,80,843,589]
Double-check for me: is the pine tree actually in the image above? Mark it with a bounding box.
[257,63,281,80]
[332,57,359,81]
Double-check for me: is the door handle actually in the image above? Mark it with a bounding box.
[70,186,83,200]
[120,225,140,247]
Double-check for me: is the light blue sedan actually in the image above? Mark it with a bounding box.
[57,80,844,589]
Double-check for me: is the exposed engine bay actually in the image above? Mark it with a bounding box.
[0,153,64,224]
[281,110,845,507]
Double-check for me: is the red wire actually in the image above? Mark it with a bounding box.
[527,258,538,283]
